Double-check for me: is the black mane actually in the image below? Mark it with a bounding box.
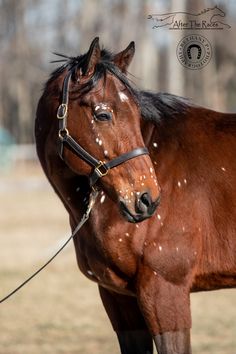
[48,49,191,124]
[138,90,190,123]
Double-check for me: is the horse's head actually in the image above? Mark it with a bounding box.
[52,38,161,223]
[211,6,225,17]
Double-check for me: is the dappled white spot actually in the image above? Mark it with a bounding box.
[154,161,157,165]
[144,241,148,246]
[150,167,153,173]
[176,247,179,252]
[159,245,162,251]
[184,179,187,184]
[119,238,123,242]
[91,119,94,124]
[125,233,130,237]
[157,214,161,220]
[143,175,146,179]
[153,242,157,247]
[160,222,164,227]
[140,176,143,181]
[182,226,185,232]
[87,270,93,276]
[104,150,108,157]
[119,92,129,102]
[95,106,100,111]
[136,224,139,228]
[153,142,158,148]
[95,138,99,143]
[100,195,106,204]
[153,271,157,276]
[136,191,140,195]
[177,181,182,188]
[141,182,145,186]
[221,167,226,172]
[98,139,103,146]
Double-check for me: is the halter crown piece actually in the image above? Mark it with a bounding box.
[57,72,149,187]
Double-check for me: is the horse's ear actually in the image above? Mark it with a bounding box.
[113,41,135,73]
[82,37,101,76]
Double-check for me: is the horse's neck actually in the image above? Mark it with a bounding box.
[143,107,216,185]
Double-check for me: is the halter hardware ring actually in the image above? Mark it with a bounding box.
[94,161,109,177]
[59,128,69,140]
[57,103,68,119]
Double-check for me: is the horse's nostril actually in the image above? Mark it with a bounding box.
[140,192,152,208]
[136,192,153,214]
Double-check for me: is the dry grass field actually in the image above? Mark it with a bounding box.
[0,163,235,354]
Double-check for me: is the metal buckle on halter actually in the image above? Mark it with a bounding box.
[58,128,69,140]
[57,103,68,119]
[94,161,108,177]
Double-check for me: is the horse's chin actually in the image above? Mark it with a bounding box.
[119,202,154,223]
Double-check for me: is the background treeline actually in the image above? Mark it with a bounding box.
[1,0,236,144]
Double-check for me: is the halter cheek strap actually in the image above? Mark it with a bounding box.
[57,72,149,187]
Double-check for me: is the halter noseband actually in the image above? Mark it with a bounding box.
[57,72,149,187]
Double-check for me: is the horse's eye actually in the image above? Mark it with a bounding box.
[94,111,112,122]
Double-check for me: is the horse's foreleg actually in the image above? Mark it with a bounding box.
[99,286,153,354]
[137,266,192,354]
[154,330,191,354]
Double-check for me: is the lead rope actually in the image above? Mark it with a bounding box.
[0,188,98,304]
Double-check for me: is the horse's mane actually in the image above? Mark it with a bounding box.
[47,49,191,125]
[138,91,190,124]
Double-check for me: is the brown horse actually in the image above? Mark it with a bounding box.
[35,37,236,354]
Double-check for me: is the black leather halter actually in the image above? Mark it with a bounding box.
[57,72,149,187]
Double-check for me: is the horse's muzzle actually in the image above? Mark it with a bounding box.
[119,192,161,223]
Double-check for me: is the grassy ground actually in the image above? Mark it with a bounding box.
[0,163,235,354]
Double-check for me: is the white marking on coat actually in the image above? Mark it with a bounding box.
[100,195,106,204]
[153,142,158,148]
[159,245,162,251]
[119,92,129,102]
[221,167,226,172]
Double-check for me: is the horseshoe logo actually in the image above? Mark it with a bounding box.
[176,35,212,70]
[187,44,202,60]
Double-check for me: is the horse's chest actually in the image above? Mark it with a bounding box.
[74,224,141,294]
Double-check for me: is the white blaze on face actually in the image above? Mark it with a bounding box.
[119,92,129,102]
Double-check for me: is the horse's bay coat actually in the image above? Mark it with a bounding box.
[35,38,236,354]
